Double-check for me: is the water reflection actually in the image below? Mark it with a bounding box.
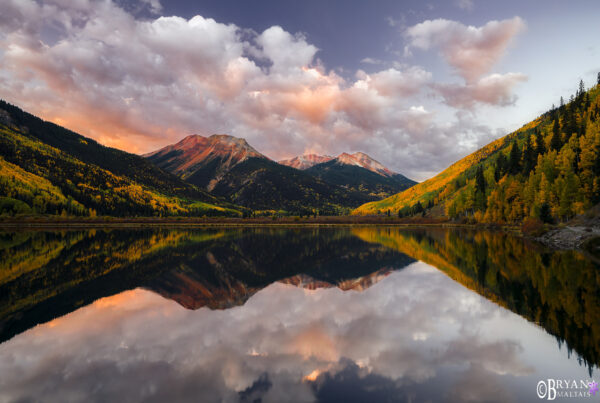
[0,227,597,402]
[0,228,414,342]
[353,227,600,370]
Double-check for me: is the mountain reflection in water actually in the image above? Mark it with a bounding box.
[0,227,598,402]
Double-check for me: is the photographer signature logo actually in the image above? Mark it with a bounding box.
[537,379,598,400]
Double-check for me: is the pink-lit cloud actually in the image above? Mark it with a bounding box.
[405,17,526,83]
[0,0,527,180]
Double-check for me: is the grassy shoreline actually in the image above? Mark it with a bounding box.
[0,215,518,230]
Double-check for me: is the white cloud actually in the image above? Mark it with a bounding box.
[256,26,318,72]
[365,66,432,97]
[435,72,528,108]
[0,1,527,180]
[360,57,384,65]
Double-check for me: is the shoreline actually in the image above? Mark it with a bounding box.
[2,217,599,256]
[0,216,514,230]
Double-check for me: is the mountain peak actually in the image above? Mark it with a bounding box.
[278,153,334,170]
[334,152,395,177]
[279,151,396,177]
[145,133,267,190]
[208,133,252,147]
[172,134,260,155]
[148,134,266,170]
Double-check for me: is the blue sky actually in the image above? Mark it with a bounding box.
[1,0,599,180]
[158,0,600,97]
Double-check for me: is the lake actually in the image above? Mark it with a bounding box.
[0,227,598,402]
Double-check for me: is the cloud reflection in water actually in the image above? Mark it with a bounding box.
[0,261,589,402]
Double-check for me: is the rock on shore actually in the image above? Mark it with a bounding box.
[537,226,600,249]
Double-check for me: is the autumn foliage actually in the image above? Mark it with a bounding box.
[355,79,600,224]
[521,217,546,237]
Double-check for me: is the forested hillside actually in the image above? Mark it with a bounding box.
[0,101,242,217]
[209,157,373,215]
[354,76,600,224]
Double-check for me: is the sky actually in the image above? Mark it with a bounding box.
[0,0,599,180]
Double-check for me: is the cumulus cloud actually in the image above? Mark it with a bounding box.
[256,26,318,72]
[435,72,528,108]
[359,66,432,97]
[0,1,527,180]
[405,17,526,83]
[404,17,527,113]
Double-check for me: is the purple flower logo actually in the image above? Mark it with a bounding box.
[590,381,599,396]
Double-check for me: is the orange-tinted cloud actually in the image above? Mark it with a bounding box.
[0,0,526,180]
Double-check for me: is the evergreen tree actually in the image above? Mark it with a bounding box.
[539,202,554,224]
[474,166,487,210]
[578,79,585,97]
[494,152,508,181]
[584,93,591,110]
[508,142,521,175]
[413,201,424,215]
[564,104,577,138]
[475,166,486,193]
[535,129,546,156]
[522,135,535,175]
[597,72,600,86]
[550,119,562,151]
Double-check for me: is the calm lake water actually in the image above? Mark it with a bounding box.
[0,227,598,402]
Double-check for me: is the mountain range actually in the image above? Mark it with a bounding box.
[0,99,415,217]
[146,134,415,214]
[2,76,598,222]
